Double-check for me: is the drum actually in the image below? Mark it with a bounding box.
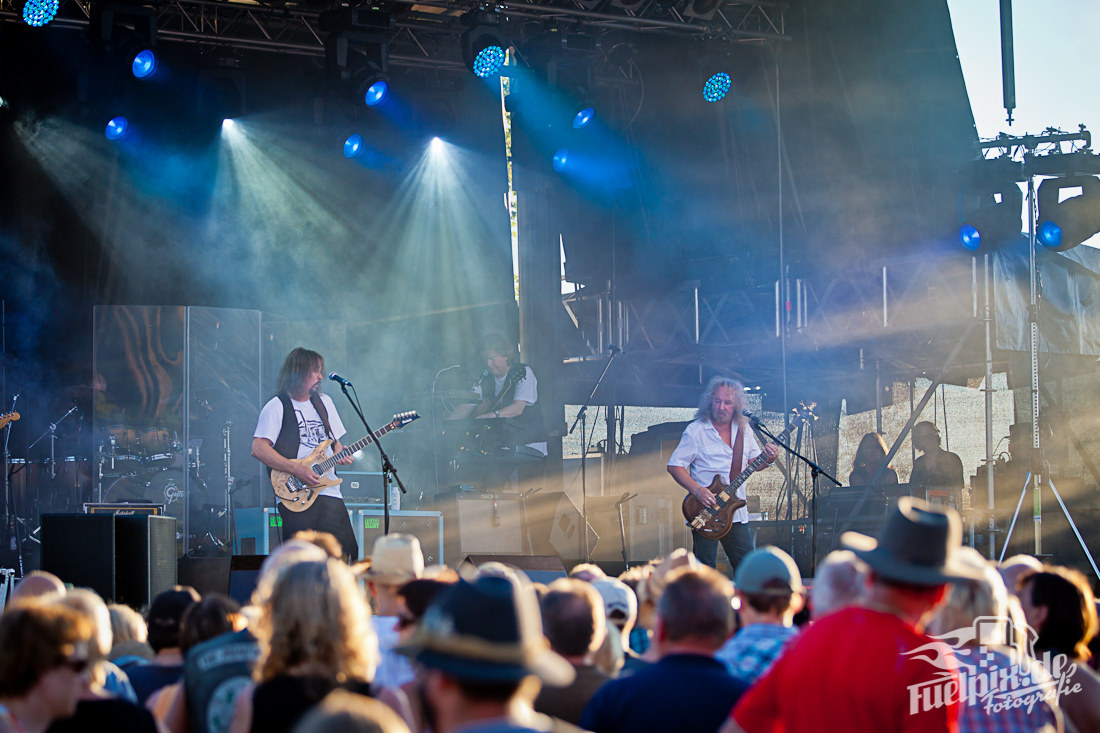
[105,467,187,508]
[141,427,176,468]
[107,425,143,474]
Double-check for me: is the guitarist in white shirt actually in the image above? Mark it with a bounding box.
[252,347,358,561]
[667,376,779,575]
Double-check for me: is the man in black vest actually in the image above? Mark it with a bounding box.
[445,333,547,494]
[251,347,358,561]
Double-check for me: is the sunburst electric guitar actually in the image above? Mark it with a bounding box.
[682,403,815,539]
[270,411,419,512]
[0,412,18,432]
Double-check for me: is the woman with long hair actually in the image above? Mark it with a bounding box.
[848,432,898,486]
[230,558,378,733]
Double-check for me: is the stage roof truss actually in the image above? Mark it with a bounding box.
[0,0,786,66]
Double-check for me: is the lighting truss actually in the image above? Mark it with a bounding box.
[0,0,787,71]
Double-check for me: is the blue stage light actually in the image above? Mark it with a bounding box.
[552,148,569,172]
[957,224,981,252]
[473,45,505,78]
[573,107,595,130]
[131,49,157,79]
[703,72,732,103]
[105,117,129,141]
[23,0,58,26]
[1038,220,1063,248]
[344,133,363,159]
[364,80,389,108]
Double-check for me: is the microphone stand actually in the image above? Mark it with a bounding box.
[431,365,461,496]
[747,414,839,572]
[3,394,19,576]
[568,345,621,563]
[615,491,637,572]
[336,381,406,536]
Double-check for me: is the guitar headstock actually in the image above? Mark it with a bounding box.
[791,402,817,426]
[389,411,421,430]
[0,411,19,430]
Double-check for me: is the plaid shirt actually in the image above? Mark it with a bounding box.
[716,622,799,684]
[954,646,1060,733]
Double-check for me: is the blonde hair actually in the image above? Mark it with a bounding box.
[928,548,1008,645]
[56,589,112,689]
[108,604,148,645]
[255,559,378,685]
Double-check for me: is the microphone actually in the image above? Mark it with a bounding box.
[742,409,762,425]
[608,344,622,355]
[328,373,352,387]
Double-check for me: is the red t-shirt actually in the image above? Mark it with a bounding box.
[733,606,960,733]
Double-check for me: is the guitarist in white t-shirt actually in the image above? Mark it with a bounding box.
[252,347,358,561]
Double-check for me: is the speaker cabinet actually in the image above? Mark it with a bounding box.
[116,515,178,609]
[437,494,526,563]
[356,509,443,564]
[41,514,177,606]
[41,514,116,600]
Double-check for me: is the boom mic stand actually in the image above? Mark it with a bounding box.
[336,381,407,536]
[746,413,839,571]
[568,344,621,563]
[615,491,637,572]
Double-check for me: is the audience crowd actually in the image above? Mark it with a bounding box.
[2,496,1098,733]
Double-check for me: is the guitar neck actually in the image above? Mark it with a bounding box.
[313,423,395,473]
[728,421,800,488]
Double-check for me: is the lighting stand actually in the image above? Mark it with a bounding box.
[568,345,621,562]
[337,382,406,535]
[996,166,1099,576]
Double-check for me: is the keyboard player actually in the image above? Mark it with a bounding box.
[443,333,547,493]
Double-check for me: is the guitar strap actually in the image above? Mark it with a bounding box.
[728,423,745,484]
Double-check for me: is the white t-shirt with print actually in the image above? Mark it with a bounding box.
[254,393,347,499]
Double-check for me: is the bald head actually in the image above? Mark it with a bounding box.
[812,551,865,619]
[10,571,66,603]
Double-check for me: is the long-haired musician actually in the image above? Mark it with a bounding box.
[252,348,357,561]
[667,376,779,575]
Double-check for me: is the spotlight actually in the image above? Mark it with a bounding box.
[572,106,595,130]
[956,183,1022,253]
[553,148,569,172]
[703,72,731,103]
[131,48,157,79]
[343,133,363,158]
[1037,175,1100,251]
[22,0,58,27]
[431,136,444,151]
[462,11,509,79]
[222,119,235,130]
[473,45,506,79]
[354,73,390,108]
[105,116,130,141]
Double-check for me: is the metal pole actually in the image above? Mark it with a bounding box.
[984,254,996,559]
[999,0,1016,125]
[1027,175,1042,555]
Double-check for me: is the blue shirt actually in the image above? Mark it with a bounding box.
[715,623,798,684]
[579,654,749,733]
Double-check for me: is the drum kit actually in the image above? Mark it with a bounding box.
[96,424,207,510]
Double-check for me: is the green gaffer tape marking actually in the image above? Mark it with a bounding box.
[364,518,381,529]
[270,515,283,527]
